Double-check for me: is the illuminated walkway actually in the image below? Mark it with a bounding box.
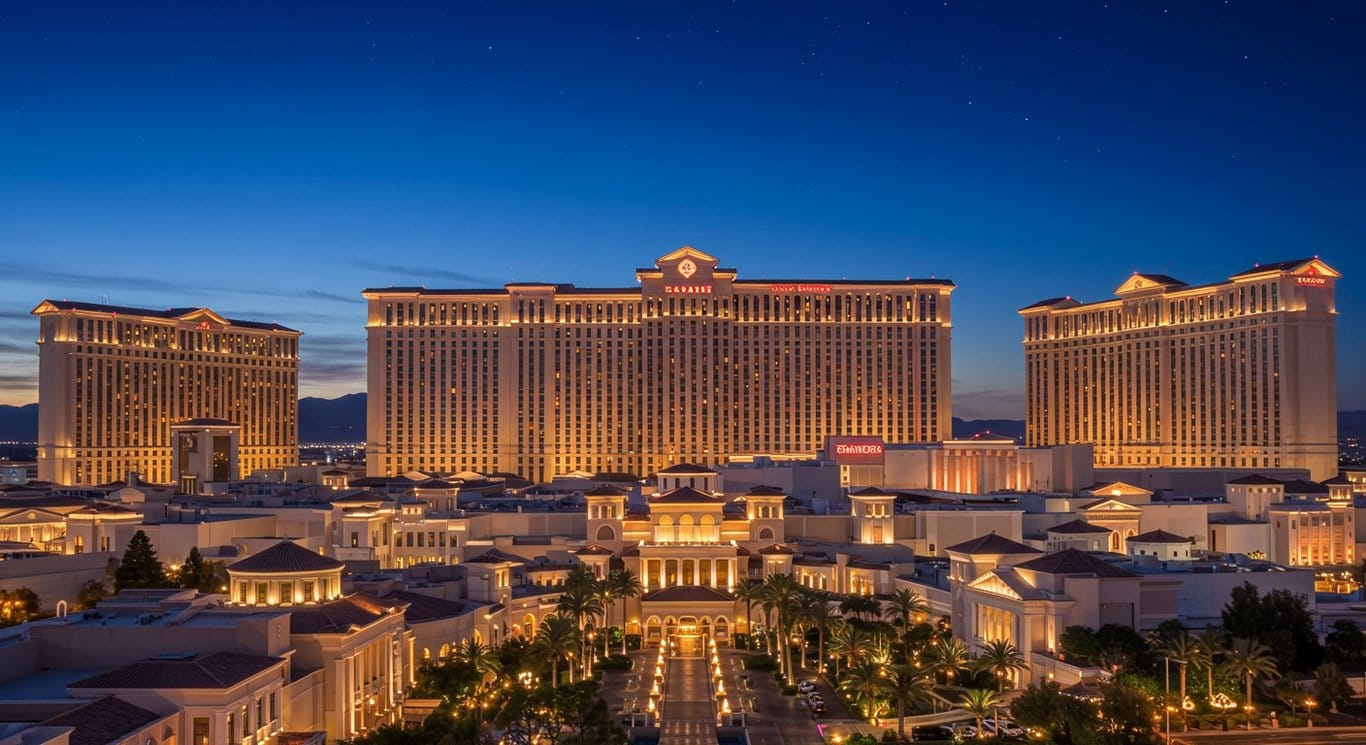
[658,657,717,745]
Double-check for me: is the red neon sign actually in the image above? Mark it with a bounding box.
[770,284,832,293]
[664,285,713,295]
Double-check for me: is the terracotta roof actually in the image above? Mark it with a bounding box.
[1015,549,1138,578]
[758,543,795,555]
[1226,474,1284,486]
[229,541,344,573]
[416,479,461,490]
[35,300,300,333]
[649,486,722,504]
[641,586,733,603]
[1282,479,1329,495]
[1129,529,1193,545]
[1019,296,1079,311]
[383,590,468,622]
[944,534,1042,556]
[320,469,349,476]
[465,548,529,565]
[289,594,396,634]
[1130,273,1188,288]
[39,696,165,745]
[1230,257,1319,278]
[744,485,787,497]
[656,462,718,475]
[575,544,615,556]
[70,503,138,515]
[849,487,897,497]
[330,491,387,504]
[71,652,283,690]
[1046,519,1111,535]
[621,545,641,557]
[585,485,628,497]
[1321,474,1354,486]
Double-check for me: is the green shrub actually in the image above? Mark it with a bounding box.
[596,655,633,670]
[742,655,779,671]
[625,634,642,650]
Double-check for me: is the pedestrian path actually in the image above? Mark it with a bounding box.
[659,657,718,745]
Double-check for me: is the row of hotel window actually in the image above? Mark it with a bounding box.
[190,692,278,745]
[235,580,330,604]
[1026,282,1283,340]
[72,319,297,355]
[382,293,944,327]
[348,530,459,548]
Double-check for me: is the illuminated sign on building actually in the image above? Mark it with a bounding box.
[827,436,886,465]
[770,284,833,293]
[1296,276,1327,286]
[664,285,713,294]
[678,258,698,279]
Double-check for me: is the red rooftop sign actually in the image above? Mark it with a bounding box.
[827,436,886,465]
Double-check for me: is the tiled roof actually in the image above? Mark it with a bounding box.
[656,463,717,475]
[1282,479,1329,495]
[1046,519,1111,535]
[465,548,529,564]
[849,487,897,497]
[1321,474,1354,485]
[1226,474,1284,486]
[416,479,461,489]
[575,544,615,555]
[758,543,795,555]
[745,485,787,497]
[585,485,628,497]
[383,590,468,622]
[1131,273,1187,287]
[1129,529,1193,545]
[35,300,300,333]
[944,534,1042,556]
[70,652,283,690]
[289,594,396,634]
[1015,549,1138,578]
[1230,258,1319,278]
[641,586,733,603]
[330,490,387,504]
[229,541,344,573]
[1019,296,1079,311]
[649,486,722,504]
[40,696,165,745]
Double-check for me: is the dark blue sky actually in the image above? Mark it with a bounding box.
[1,1,1362,418]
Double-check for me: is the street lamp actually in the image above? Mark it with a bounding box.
[1243,703,1255,731]
[1305,697,1316,727]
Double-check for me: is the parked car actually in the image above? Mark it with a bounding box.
[798,680,817,693]
[984,718,1025,737]
[807,700,826,716]
[952,723,978,738]
[909,725,954,741]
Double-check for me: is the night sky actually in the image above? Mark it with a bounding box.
[1,2,1362,419]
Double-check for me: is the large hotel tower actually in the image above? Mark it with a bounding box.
[31,301,301,485]
[1020,258,1339,480]
[365,247,954,481]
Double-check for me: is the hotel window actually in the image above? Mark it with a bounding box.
[303,580,315,602]
[226,714,235,745]
[255,583,268,605]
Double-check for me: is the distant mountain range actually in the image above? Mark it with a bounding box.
[3,396,1365,448]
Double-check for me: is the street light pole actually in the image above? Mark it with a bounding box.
[1164,657,1171,742]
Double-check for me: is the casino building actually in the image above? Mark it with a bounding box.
[364,247,955,481]
[1020,258,1340,480]
[31,301,301,486]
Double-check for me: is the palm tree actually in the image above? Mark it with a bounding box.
[840,594,881,622]
[885,588,929,629]
[826,620,860,678]
[839,660,889,722]
[929,637,972,685]
[734,578,763,641]
[608,568,642,656]
[557,566,604,677]
[1223,637,1280,729]
[1196,626,1226,699]
[1160,632,1202,727]
[765,573,802,684]
[800,591,836,673]
[959,688,1000,739]
[454,637,502,683]
[532,614,580,686]
[884,663,935,741]
[593,580,616,660]
[974,639,1025,692]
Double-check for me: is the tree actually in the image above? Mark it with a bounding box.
[176,546,221,592]
[75,579,109,610]
[115,531,168,590]
[1059,625,1100,665]
[799,591,835,673]
[1274,677,1307,716]
[929,636,972,685]
[974,638,1025,691]
[1094,625,1149,671]
[1099,683,1160,744]
[454,638,501,683]
[884,588,928,631]
[1195,626,1226,702]
[735,579,762,639]
[1326,619,1366,668]
[533,614,580,686]
[1315,661,1352,712]
[839,660,890,722]
[1223,637,1279,728]
[958,689,999,739]
[556,566,602,678]
[0,587,40,626]
[1011,681,1100,745]
[827,620,861,678]
[763,573,802,684]
[1159,632,1202,728]
[883,663,935,741]
[606,568,641,656]
[1221,582,1322,672]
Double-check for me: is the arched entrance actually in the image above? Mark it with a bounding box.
[672,615,704,657]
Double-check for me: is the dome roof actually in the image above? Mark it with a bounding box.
[229,541,344,574]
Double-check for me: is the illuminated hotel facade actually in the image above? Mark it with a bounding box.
[1020,258,1340,480]
[364,247,954,481]
[32,301,301,485]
